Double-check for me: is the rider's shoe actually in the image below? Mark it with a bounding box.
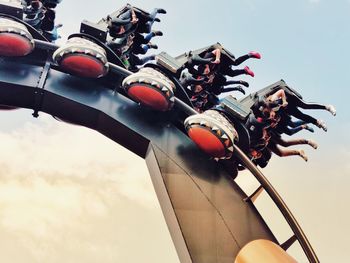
[156,8,167,14]
[147,43,158,49]
[316,119,327,132]
[238,80,249,87]
[152,30,163,36]
[244,66,255,77]
[249,51,261,59]
[326,104,336,116]
[307,140,318,149]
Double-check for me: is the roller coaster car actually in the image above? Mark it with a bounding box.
[0,16,35,57]
[184,96,251,160]
[121,43,238,112]
[124,51,301,162]
[121,52,183,111]
[53,36,110,78]
[53,4,159,78]
[0,4,302,164]
[239,79,303,109]
[0,2,110,79]
[0,0,58,58]
[185,80,303,160]
[121,46,251,159]
[122,61,251,161]
[175,42,237,71]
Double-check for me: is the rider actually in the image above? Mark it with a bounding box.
[266,88,336,132]
[107,4,166,38]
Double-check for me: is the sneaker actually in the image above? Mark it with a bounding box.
[326,104,336,116]
[316,119,327,132]
[307,140,318,149]
[249,51,261,59]
[152,30,163,36]
[299,150,308,162]
[239,80,249,87]
[244,66,255,77]
[235,86,246,95]
[156,8,167,14]
[147,43,158,49]
[154,18,161,22]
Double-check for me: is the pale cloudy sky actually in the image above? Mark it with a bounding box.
[0,112,179,263]
[0,0,349,262]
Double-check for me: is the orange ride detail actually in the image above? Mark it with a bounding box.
[235,239,298,263]
[60,54,105,78]
[0,33,32,57]
[188,126,226,158]
[128,85,169,111]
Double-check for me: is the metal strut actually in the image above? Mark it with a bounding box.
[232,145,319,263]
[32,60,51,117]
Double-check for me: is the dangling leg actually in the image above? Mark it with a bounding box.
[143,31,163,42]
[269,143,308,162]
[232,51,261,66]
[142,43,158,54]
[287,107,327,132]
[132,42,158,55]
[128,54,155,70]
[221,86,246,95]
[145,8,167,33]
[226,66,255,77]
[138,54,156,65]
[225,80,249,87]
[180,72,206,88]
[287,119,314,133]
[288,119,305,127]
[282,125,304,136]
[273,136,318,149]
[283,124,314,136]
[286,91,336,116]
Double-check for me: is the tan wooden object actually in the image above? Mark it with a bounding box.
[235,239,298,263]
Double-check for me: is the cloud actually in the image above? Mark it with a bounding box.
[0,114,179,263]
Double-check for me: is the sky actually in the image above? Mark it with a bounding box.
[0,0,349,262]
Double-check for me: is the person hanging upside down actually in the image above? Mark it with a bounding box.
[268,141,309,162]
[107,5,166,38]
[186,47,222,77]
[186,43,261,77]
[264,88,336,132]
[274,111,314,136]
[107,5,139,38]
[270,132,318,150]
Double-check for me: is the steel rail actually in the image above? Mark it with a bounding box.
[173,102,319,262]
[5,39,320,260]
[232,145,319,263]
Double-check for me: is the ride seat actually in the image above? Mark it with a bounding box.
[220,95,251,121]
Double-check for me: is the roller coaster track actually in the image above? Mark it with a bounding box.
[0,47,320,262]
